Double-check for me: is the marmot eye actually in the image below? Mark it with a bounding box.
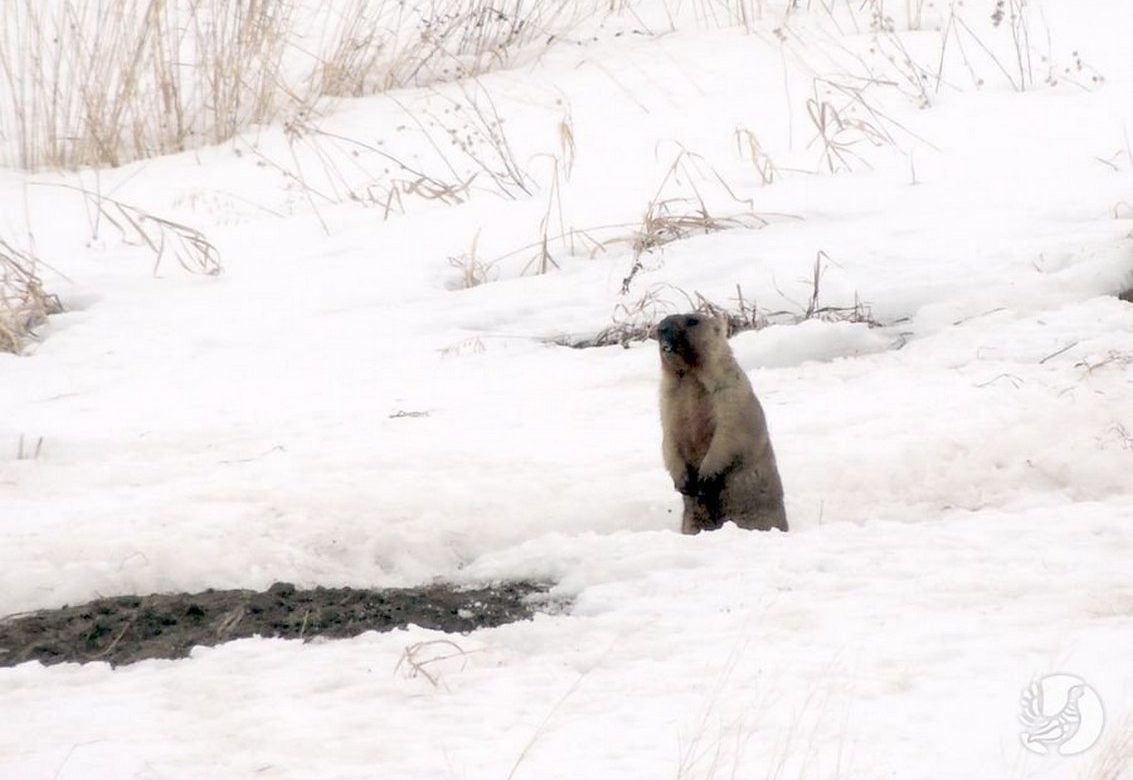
[686,317,699,326]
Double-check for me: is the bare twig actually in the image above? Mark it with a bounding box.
[1039,341,1078,364]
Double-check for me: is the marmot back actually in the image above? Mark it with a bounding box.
[657,313,787,533]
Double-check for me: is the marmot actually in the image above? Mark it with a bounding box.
[657,313,787,534]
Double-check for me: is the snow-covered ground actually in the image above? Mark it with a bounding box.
[2,1,1132,777]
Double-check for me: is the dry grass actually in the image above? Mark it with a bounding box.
[448,229,497,289]
[514,152,608,277]
[673,642,853,780]
[803,73,930,172]
[0,0,296,170]
[475,146,789,290]
[0,238,63,354]
[1,0,1099,173]
[422,81,533,200]
[394,639,477,691]
[619,147,784,292]
[914,0,1100,95]
[795,0,1105,132]
[258,110,475,230]
[864,7,935,108]
[314,0,588,97]
[574,284,686,349]
[47,185,222,276]
[735,128,777,185]
[633,147,769,254]
[0,0,601,171]
[523,156,569,276]
[672,0,766,33]
[556,255,881,350]
[248,79,533,230]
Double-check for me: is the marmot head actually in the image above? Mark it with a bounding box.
[657,313,727,375]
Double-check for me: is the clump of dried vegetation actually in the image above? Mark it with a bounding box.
[556,252,881,349]
[617,147,776,291]
[0,238,62,354]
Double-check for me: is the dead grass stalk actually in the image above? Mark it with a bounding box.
[0,237,63,354]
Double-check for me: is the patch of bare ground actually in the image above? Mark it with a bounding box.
[0,581,554,668]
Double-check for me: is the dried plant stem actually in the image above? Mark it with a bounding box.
[0,237,63,354]
[37,183,221,276]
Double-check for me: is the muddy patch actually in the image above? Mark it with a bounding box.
[0,581,553,668]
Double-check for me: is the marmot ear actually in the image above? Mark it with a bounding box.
[712,315,728,337]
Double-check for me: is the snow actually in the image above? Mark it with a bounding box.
[2,0,1133,777]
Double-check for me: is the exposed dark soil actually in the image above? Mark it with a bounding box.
[0,581,553,668]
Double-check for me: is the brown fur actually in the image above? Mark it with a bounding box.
[657,313,787,533]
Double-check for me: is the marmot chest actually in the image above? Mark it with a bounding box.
[669,382,716,466]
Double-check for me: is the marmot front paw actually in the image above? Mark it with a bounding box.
[675,466,699,496]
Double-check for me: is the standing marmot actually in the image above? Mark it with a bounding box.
[657,313,787,534]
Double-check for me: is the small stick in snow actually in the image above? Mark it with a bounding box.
[1039,342,1078,365]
